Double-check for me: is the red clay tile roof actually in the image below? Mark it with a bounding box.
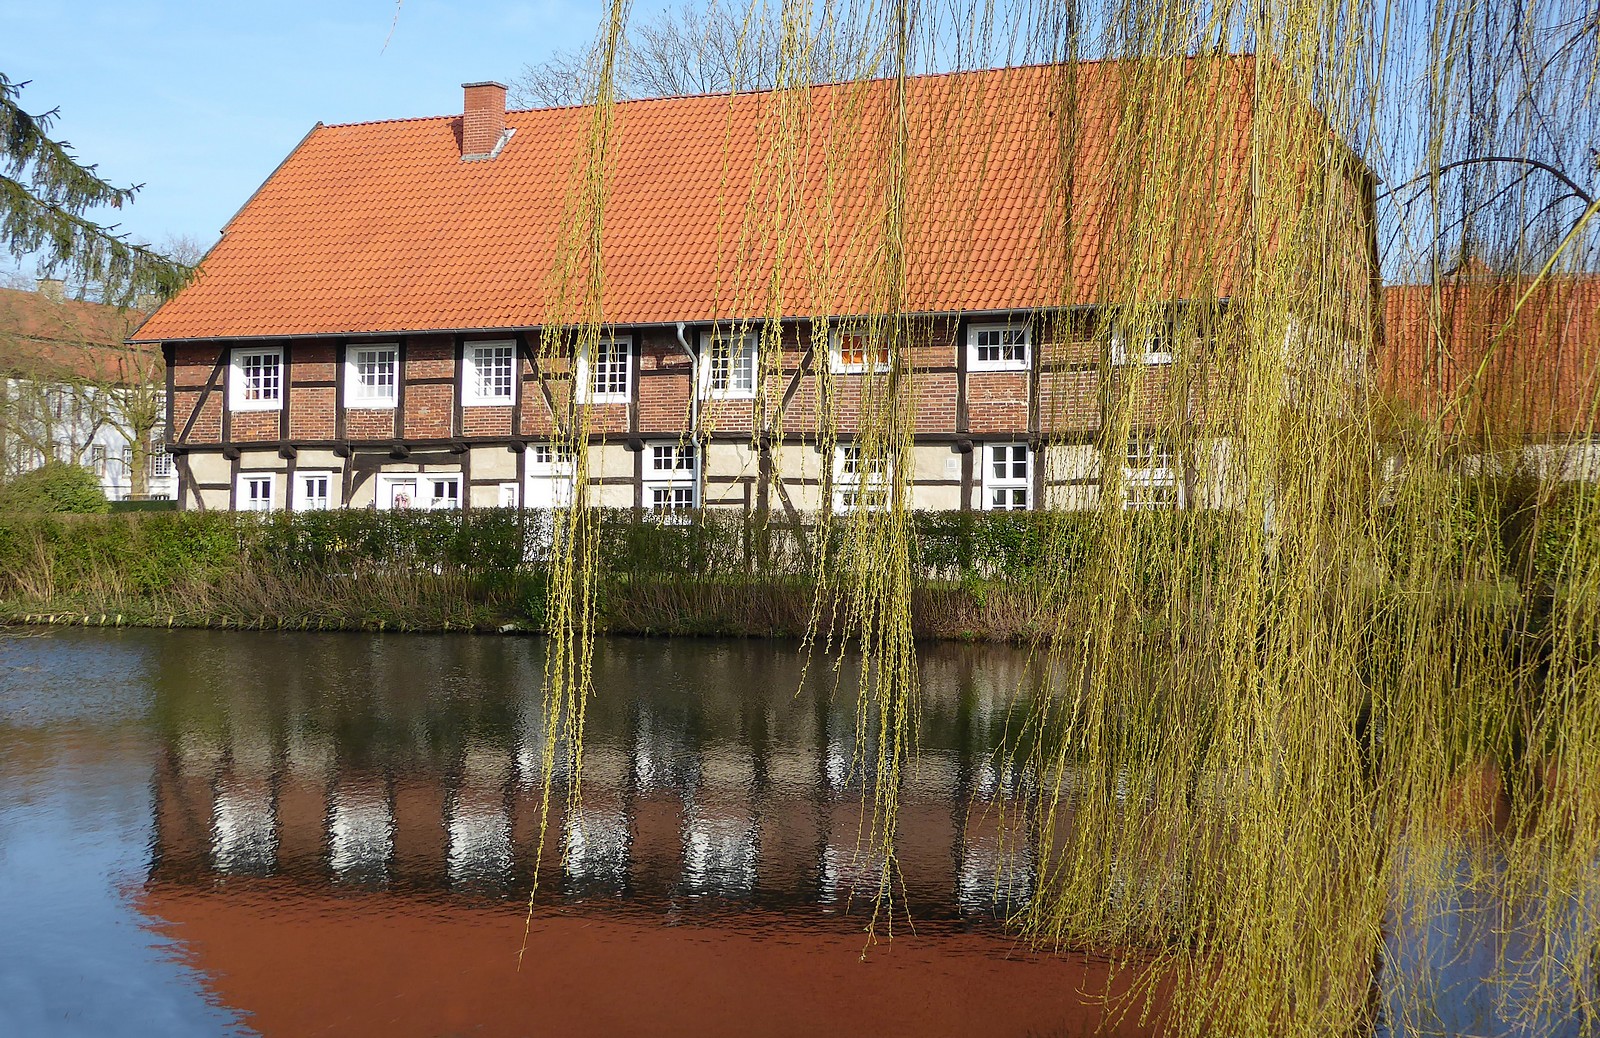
[134,60,1264,343]
[1381,274,1600,438]
[0,286,154,383]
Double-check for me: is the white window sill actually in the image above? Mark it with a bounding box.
[344,397,396,410]
[463,397,514,408]
[699,389,756,402]
[968,360,1030,373]
[579,394,630,405]
[229,399,283,412]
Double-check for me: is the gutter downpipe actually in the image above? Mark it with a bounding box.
[675,322,700,432]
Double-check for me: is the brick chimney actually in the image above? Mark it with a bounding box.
[36,277,65,302]
[461,81,509,160]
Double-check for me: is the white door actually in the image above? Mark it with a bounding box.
[524,474,574,509]
[385,478,418,510]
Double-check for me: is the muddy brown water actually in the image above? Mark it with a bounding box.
[0,629,1589,1036]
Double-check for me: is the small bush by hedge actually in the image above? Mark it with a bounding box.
[0,463,110,514]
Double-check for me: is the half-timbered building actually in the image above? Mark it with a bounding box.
[133,59,1380,514]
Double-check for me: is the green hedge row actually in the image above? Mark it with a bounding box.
[0,492,1587,605]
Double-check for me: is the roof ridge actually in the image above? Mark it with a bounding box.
[308,54,1260,129]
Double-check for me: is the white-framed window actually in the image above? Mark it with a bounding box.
[89,444,108,476]
[294,471,334,511]
[698,329,758,399]
[832,444,893,512]
[498,482,519,508]
[576,337,631,404]
[525,442,576,508]
[967,323,1030,371]
[1123,435,1181,510]
[229,348,283,410]
[344,345,398,407]
[828,328,891,374]
[377,473,462,510]
[120,446,133,473]
[148,437,172,480]
[643,440,698,515]
[983,443,1031,511]
[238,473,275,512]
[464,341,516,406]
[1110,324,1175,366]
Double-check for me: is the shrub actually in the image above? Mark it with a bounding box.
[0,463,110,514]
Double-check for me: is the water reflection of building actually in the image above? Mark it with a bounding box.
[148,638,1049,919]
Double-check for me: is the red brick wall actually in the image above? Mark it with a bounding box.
[462,406,513,438]
[638,333,692,433]
[402,336,454,439]
[1040,369,1100,435]
[170,344,224,445]
[347,408,394,441]
[231,411,278,442]
[966,371,1028,432]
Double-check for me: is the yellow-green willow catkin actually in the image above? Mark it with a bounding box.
[524,0,1600,1032]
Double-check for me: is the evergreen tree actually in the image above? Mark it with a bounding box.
[1,72,188,306]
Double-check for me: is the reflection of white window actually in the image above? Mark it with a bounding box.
[330,786,393,881]
[576,337,631,404]
[1110,323,1175,366]
[698,330,757,399]
[464,342,515,405]
[563,806,630,890]
[828,328,891,373]
[819,843,890,904]
[447,795,512,888]
[377,473,461,510]
[983,443,1031,511]
[1123,435,1181,509]
[967,323,1030,371]
[832,444,892,512]
[212,777,277,874]
[644,440,698,515]
[229,347,283,410]
[682,814,758,897]
[345,345,397,407]
[293,471,333,511]
[957,836,1034,914]
[238,474,274,512]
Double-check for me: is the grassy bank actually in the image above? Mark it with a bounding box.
[0,496,1584,641]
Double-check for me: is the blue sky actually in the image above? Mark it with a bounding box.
[3,1,653,273]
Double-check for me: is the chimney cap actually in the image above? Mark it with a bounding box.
[461,80,508,91]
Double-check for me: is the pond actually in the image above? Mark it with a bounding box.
[0,629,1591,1036]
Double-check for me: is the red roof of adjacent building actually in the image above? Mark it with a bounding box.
[133,60,1267,343]
[0,286,154,383]
[1381,274,1600,438]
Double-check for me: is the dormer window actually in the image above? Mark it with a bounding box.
[829,329,891,374]
[699,330,757,399]
[464,342,516,406]
[344,345,397,407]
[577,337,632,404]
[229,348,283,411]
[967,323,1030,371]
[1110,323,1175,366]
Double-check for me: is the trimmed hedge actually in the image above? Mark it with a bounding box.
[0,492,1586,608]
